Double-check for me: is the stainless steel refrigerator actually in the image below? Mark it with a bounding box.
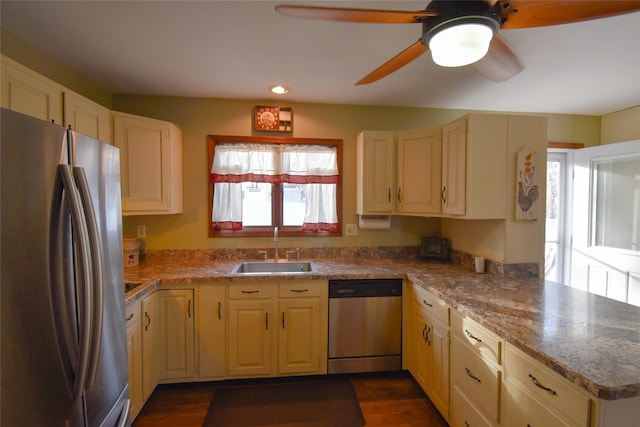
[1,108,131,426]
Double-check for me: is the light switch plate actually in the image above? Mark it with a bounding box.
[346,224,357,236]
[137,225,146,238]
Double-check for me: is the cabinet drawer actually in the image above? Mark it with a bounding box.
[503,379,572,427]
[278,281,324,298]
[126,302,140,323]
[413,284,449,325]
[505,345,590,426]
[227,283,273,299]
[452,311,502,366]
[452,335,501,422]
[451,385,495,427]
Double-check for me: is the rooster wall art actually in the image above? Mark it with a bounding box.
[516,148,539,221]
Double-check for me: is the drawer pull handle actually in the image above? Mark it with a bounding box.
[241,290,260,294]
[465,329,482,343]
[265,312,269,330]
[464,422,470,427]
[217,302,222,320]
[126,313,134,322]
[422,324,428,342]
[290,289,309,293]
[422,299,433,307]
[529,374,557,395]
[144,312,151,331]
[465,367,481,383]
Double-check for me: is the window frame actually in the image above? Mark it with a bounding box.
[208,135,343,238]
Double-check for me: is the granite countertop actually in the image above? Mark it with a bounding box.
[124,257,640,401]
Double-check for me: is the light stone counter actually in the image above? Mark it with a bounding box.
[124,256,640,401]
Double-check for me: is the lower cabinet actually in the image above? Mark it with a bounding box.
[408,282,450,421]
[197,284,226,379]
[502,343,591,427]
[450,311,503,426]
[157,289,195,381]
[125,302,143,420]
[227,283,274,377]
[141,291,159,402]
[226,281,328,378]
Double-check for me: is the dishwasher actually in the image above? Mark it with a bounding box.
[328,278,402,374]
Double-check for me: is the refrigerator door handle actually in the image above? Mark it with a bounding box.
[115,399,131,427]
[59,165,94,405]
[73,166,104,388]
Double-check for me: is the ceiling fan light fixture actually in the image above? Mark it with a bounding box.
[429,22,495,67]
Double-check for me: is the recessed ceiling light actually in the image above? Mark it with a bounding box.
[269,85,291,95]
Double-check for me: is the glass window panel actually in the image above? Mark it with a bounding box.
[241,182,272,226]
[283,183,305,226]
[591,156,640,251]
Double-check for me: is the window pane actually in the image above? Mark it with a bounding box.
[545,159,561,281]
[283,183,305,226]
[242,182,272,226]
[592,156,640,251]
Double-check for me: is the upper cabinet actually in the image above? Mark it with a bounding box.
[113,111,183,215]
[1,55,63,124]
[63,91,110,143]
[1,56,110,143]
[356,130,396,214]
[357,128,441,216]
[357,113,545,220]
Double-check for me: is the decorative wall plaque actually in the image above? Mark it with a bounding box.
[254,106,292,132]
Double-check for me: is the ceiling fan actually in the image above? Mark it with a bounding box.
[275,1,640,84]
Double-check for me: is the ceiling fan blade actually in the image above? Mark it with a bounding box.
[500,1,640,29]
[275,5,436,24]
[356,39,427,85]
[472,35,523,82]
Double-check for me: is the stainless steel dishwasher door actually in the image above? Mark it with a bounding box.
[328,295,402,373]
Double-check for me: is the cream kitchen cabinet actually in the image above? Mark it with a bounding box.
[277,281,327,375]
[157,289,195,381]
[197,284,226,379]
[226,283,274,377]
[63,91,110,142]
[357,129,441,216]
[450,311,504,426]
[141,291,159,402]
[1,55,63,124]
[356,130,396,214]
[125,302,143,420]
[408,283,450,421]
[396,128,442,215]
[113,111,183,215]
[503,343,591,427]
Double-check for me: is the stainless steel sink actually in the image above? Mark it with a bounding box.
[231,260,317,274]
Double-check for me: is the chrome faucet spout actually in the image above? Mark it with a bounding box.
[274,227,279,262]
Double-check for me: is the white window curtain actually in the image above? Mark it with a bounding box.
[210,143,338,231]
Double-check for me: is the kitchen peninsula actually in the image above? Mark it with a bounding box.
[124,251,640,426]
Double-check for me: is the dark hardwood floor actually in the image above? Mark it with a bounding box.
[132,370,449,426]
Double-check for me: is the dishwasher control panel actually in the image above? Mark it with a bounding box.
[328,279,402,298]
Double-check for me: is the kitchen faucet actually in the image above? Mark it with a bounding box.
[274,226,279,262]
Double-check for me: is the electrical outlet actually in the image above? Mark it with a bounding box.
[137,225,146,238]
[346,224,357,236]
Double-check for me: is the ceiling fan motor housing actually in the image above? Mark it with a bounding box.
[422,0,502,46]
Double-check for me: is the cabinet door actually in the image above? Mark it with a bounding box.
[428,318,450,419]
[410,302,430,391]
[1,56,63,124]
[197,285,226,378]
[441,118,467,215]
[357,131,396,214]
[141,292,159,401]
[63,91,110,142]
[227,299,273,377]
[396,128,442,214]
[125,303,143,420]
[278,299,322,374]
[157,289,195,380]
[113,112,183,215]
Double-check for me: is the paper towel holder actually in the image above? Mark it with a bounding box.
[358,215,391,230]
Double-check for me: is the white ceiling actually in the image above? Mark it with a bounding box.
[2,1,639,116]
